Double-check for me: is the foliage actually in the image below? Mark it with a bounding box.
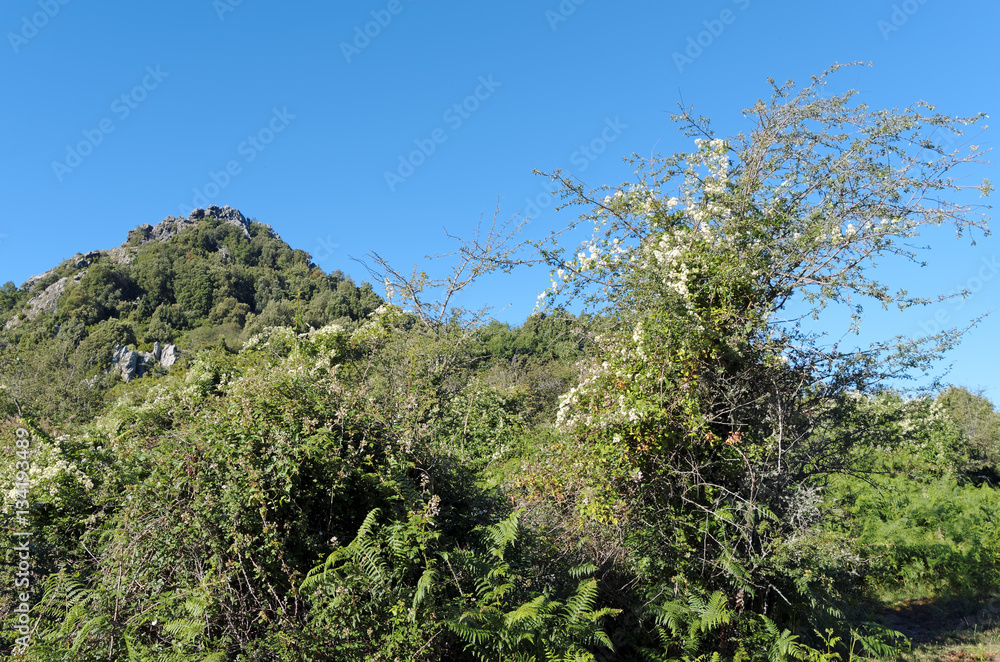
[936,386,1000,484]
[448,513,620,662]
[0,281,25,321]
[519,62,991,652]
[0,69,995,660]
[826,393,1000,602]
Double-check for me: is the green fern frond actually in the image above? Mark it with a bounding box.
[70,614,109,653]
[162,617,203,640]
[411,565,438,615]
[564,579,599,623]
[504,594,548,629]
[568,563,598,579]
[701,591,732,631]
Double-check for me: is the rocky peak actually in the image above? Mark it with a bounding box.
[125,205,255,246]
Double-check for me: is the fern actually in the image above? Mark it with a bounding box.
[759,615,809,662]
[300,507,384,593]
[644,590,734,661]
[411,565,438,616]
[448,512,619,662]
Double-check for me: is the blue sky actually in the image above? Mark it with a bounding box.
[1,0,997,394]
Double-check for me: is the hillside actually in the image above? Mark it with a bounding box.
[0,206,382,423]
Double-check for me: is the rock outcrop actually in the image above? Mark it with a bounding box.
[159,344,178,369]
[111,345,140,382]
[124,205,258,247]
[4,272,85,329]
[8,205,272,328]
[21,268,59,293]
[110,343,180,382]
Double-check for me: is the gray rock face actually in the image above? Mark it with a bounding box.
[109,342,178,382]
[159,344,178,369]
[36,277,71,314]
[126,224,153,245]
[21,268,58,293]
[5,276,70,329]
[11,205,271,332]
[111,345,140,382]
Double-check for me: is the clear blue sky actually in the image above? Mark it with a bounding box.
[1,0,997,394]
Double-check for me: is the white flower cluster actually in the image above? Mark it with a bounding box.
[350,304,404,345]
[650,233,684,267]
[600,184,662,220]
[556,338,649,432]
[539,140,735,314]
[243,325,297,351]
[307,323,346,343]
[183,358,221,398]
[302,324,348,371]
[538,236,632,308]
[632,320,646,359]
[556,362,602,430]
[693,138,729,197]
[3,438,94,511]
[647,229,696,305]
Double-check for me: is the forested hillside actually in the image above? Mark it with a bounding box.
[1,68,997,661]
[0,206,381,423]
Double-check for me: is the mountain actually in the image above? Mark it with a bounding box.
[0,205,382,423]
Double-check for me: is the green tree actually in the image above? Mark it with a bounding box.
[523,63,991,651]
[244,298,295,336]
[208,296,250,327]
[61,262,140,323]
[173,258,214,320]
[937,385,1000,483]
[144,302,186,342]
[0,280,21,318]
[74,318,137,373]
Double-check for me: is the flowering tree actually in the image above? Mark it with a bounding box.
[525,64,992,618]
